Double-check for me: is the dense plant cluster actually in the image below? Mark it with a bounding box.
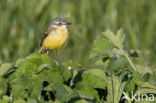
[0,29,155,103]
[0,0,156,64]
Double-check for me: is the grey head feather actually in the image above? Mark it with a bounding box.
[51,18,71,26]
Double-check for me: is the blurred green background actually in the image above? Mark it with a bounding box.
[0,0,156,65]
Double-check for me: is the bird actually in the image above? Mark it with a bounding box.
[40,18,71,54]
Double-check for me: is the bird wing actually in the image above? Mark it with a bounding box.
[40,26,56,47]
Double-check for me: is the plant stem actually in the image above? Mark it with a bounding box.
[124,53,136,71]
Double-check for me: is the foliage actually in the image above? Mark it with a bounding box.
[0,0,156,65]
[0,29,155,102]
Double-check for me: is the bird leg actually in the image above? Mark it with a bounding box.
[45,49,49,54]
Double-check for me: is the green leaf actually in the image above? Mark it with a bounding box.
[12,84,29,99]
[73,69,107,102]
[28,76,42,98]
[75,87,99,102]
[30,69,64,98]
[64,61,80,69]
[136,65,153,75]
[78,68,107,89]
[106,71,128,103]
[14,58,27,67]
[116,29,125,47]
[0,96,9,103]
[112,48,125,56]
[50,83,78,102]
[102,29,125,49]
[35,64,53,74]
[89,38,111,58]
[0,77,7,96]
[10,75,31,99]
[8,53,53,82]
[27,98,38,103]
[0,63,12,76]
[125,71,143,92]
[75,99,88,103]
[108,57,128,72]
[95,58,110,69]
[101,29,137,71]
[57,64,72,82]
[135,82,156,94]
[13,99,26,103]
[8,52,72,100]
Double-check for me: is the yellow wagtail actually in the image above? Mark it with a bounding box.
[40,18,71,54]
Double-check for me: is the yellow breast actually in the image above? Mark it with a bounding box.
[42,26,68,50]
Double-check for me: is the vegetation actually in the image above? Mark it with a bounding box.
[0,0,156,103]
[0,29,156,102]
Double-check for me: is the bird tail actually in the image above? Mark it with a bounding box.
[40,49,45,54]
[40,48,48,54]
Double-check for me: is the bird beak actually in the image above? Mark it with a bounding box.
[66,22,72,25]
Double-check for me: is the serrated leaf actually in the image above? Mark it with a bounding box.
[95,58,110,68]
[57,64,72,82]
[0,63,12,76]
[107,71,128,103]
[102,29,125,49]
[125,71,143,92]
[50,83,78,102]
[30,69,64,98]
[14,58,26,67]
[135,82,156,94]
[116,29,125,47]
[89,38,111,58]
[108,57,128,71]
[136,65,153,75]
[78,69,107,89]
[12,84,29,99]
[9,53,53,82]
[8,52,65,100]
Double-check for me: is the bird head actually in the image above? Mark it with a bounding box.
[50,18,71,27]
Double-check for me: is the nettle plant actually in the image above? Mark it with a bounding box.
[0,29,156,103]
